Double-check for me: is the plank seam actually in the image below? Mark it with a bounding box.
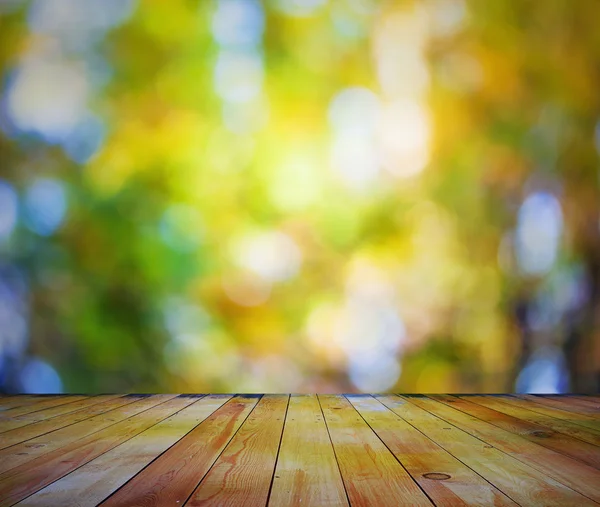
[510,394,597,419]
[316,394,353,507]
[0,397,91,432]
[344,394,436,507]
[1,395,186,505]
[0,396,88,417]
[405,395,599,505]
[92,394,251,506]
[503,396,600,433]
[264,394,290,507]
[454,395,600,451]
[0,395,131,451]
[383,395,524,507]
[0,396,167,475]
[438,395,600,471]
[510,395,598,417]
[0,397,58,412]
[533,395,600,411]
[181,394,265,506]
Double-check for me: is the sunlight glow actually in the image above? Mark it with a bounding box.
[377,99,430,178]
[6,57,88,143]
[232,230,302,283]
[212,0,264,48]
[214,49,264,104]
[328,87,381,189]
[515,191,563,276]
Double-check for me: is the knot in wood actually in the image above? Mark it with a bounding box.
[530,430,551,438]
[423,472,451,481]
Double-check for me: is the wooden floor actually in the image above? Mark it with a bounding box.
[0,394,598,506]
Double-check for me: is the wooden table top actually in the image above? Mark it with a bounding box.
[0,394,598,506]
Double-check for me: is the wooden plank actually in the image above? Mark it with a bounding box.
[0,394,183,507]
[537,395,600,412]
[0,393,596,506]
[433,395,600,469]
[268,394,348,507]
[517,394,600,418]
[99,394,261,507]
[570,395,600,404]
[186,394,288,506]
[459,395,600,449]
[0,396,80,417]
[0,395,88,424]
[17,395,235,507]
[377,394,596,507]
[0,395,170,475]
[410,395,600,502]
[0,395,121,434]
[347,394,517,506]
[0,395,125,450]
[0,396,57,412]
[319,394,432,506]
[498,395,600,434]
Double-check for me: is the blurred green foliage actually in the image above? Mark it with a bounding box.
[0,0,599,393]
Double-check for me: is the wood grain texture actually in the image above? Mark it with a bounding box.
[499,395,600,434]
[187,394,288,507]
[0,396,88,429]
[535,395,600,412]
[458,395,600,451]
[17,395,233,507]
[268,394,348,507]
[379,395,595,507]
[0,395,181,507]
[0,396,58,412]
[0,394,158,474]
[410,395,600,503]
[319,394,433,507]
[0,394,597,506]
[347,394,517,507]
[99,394,260,507]
[432,395,600,469]
[0,395,123,446]
[0,395,125,450]
[516,394,600,419]
[570,395,600,404]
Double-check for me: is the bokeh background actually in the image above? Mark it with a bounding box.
[0,0,599,394]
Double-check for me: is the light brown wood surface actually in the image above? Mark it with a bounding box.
[0,396,88,429]
[319,394,433,506]
[497,394,600,433]
[457,395,600,456]
[517,394,600,419]
[0,394,165,474]
[381,395,597,507]
[187,394,288,507]
[0,395,124,449]
[408,395,600,503]
[538,395,600,412]
[347,394,516,506]
[0,395,181,506]
[99,394,260,507]
[18,395,231,507]
[0,394,595,506]
[431,394,600,469]
[0,396,59,412]
[268,394,349,507]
